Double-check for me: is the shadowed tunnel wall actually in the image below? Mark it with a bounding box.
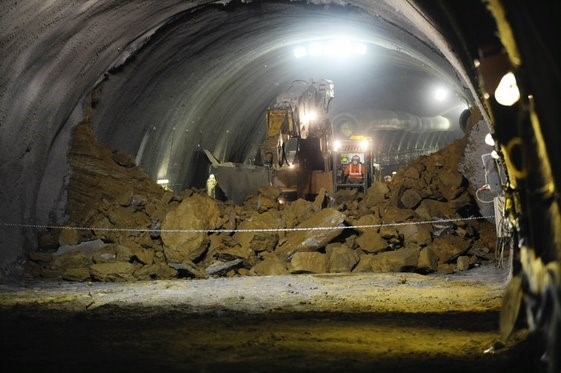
[0,0,486,276]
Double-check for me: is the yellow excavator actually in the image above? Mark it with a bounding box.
[206,79,377,203]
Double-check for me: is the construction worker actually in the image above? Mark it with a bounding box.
[206,174,217,198]
[344,154,365,184]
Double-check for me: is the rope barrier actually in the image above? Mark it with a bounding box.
[0,215,495,234]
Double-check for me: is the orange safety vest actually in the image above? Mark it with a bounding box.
[345,163,364,179]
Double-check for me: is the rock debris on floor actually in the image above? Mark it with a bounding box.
[26,120,499,282]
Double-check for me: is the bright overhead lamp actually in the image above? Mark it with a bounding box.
[309,43,323,56]
[293,47,307,58]
[484,133,495,146]
[292,40,367,59]
[434,87,448,102]
[351,42,367,55]
[491,150,500,159]
[301,110,317,123]
[360,139,369,151]
[333,139,342,151]
[157,179,169,185]
[494,72,520,106]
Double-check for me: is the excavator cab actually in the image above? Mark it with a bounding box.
[333,136,374,193]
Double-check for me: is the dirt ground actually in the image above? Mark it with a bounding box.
[0,263,545,372]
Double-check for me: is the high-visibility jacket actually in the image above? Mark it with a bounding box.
[344,163,365,179]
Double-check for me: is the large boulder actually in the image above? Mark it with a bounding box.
[381,206,415,223]
[369,246,420,272]
[283,198,314,228]
[356,230,388,253]
[91,243,154,265]
[352,214,380,233]
[133,263,178,280]
[415,199,455,220]
[250,255,289,276]
[161,194,220,263]
[437,169,464,201]
[90,262,138,282]
[334,189,360,204]
[62,267,91,282]
[417,247,438,272]
[352,254,376,273]
[50,250,93,270]
[478,220,498,252]
[289,252,329,274]
[398,224,433,246]
[429,235,472,263]
[58,228,81,246]
[243,194,277,213]
[400,189,423,209]
[365,182,389,207]
[234,211,282,253]
[328,245,359,273]
[105,206,151,229]
[275,208,345,259]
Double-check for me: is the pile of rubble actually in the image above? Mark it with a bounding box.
[26,122,498,282]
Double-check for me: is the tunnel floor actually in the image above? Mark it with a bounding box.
[0,263,543,372]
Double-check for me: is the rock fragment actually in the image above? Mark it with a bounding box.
[289,252,329,274]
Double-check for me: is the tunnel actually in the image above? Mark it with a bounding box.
[1,1,560,372]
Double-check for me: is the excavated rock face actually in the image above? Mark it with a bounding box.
[26,130,499,281]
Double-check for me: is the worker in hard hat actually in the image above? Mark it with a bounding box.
[206,174,217,198]
[344,154,365,184]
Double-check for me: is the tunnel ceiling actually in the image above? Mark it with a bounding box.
[0,0,488,271]
[91,1,472,189]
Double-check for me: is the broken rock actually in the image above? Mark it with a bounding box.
[328,245,359,273]
[58,228,81,246]
[417,247,438,272]
[369,246,420,272]
[437,169,464,201]
[437,263,456,274]
[352,214,380,233]
[430,235,472,263]
[289,252,329,274]
[356,230,388,254]
[206,259,243,276]
[415,199,455,220]
[234,211,282,253]
[90,262,137,282]
[161,194,220,262]
[168,261,207,279]
[133,263,178,280]
[400,189,423,209]
[62,267,91,282]
[398,224,433,246]
[352,254,376,273]
[275,208,345,259]
[283,199,314,227]
[250,255,289,276]
[381,206,415,223]
[457,255,470,271]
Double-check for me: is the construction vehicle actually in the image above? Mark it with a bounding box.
[332,135,381,193]
[206,79,378,203]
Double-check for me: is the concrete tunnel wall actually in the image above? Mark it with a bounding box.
[0,0,487,277]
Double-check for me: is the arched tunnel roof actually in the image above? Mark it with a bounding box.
[0,0,489,272]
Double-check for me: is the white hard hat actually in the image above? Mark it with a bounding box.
[209,174,215,179]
